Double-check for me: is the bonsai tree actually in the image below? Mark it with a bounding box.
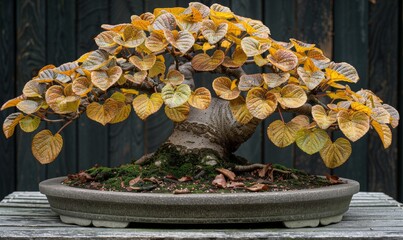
[2,3,399,190]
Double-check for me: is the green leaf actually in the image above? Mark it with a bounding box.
[19,115,41,132]
[161,84,191,108]
[296,128,329,154]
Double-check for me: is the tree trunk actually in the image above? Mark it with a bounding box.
[165,97,260,160]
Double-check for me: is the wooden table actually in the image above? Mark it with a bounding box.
[0,192,402,239]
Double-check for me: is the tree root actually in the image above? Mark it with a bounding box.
[233,163,298,180]
[134,152,154,166]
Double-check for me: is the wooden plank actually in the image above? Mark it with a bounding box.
[231,0,263,164]
[16,0,47,191]
[108,0,146,167]
[46,0,78,178]
[76,0,110,170]
[367,0,399,199]
[0,0,16,199]
[293,0,333,175]
[263,0,296,168]
[333,0,369,191]
[143,0,176,153]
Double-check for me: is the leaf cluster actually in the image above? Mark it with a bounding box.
[1,3,399,168]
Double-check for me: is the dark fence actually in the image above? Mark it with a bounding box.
[0,0,402,201]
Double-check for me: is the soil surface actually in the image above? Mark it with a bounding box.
[64,144,344,194]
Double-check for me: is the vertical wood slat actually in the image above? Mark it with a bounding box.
[108,0,145,166]
[16,0,47,190]
[399,0,403,203]
[293,0,333,175]
[231,0,263,164]
[367,0,399,198]
[263,0,296,168]
[76,0,110,170]
[0,0,16,199]
[143,0,176,154]
[333,0,369,190]
[46,0,78,178]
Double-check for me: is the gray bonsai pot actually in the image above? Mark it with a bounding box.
[39,177,359,228]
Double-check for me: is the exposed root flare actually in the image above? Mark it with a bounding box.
[233,164,298,180]
[134,152,154,166]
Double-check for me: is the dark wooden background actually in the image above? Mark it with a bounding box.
[1,0,402,201]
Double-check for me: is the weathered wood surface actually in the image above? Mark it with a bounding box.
[0,192,402,239]
[0,0,402,204]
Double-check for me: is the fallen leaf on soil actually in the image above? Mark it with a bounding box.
[325,174,344,184]
[178,176,193,182]
[126,186,142,191]
[173,188,191,194]
[212,174,227,188]
[129,176,142,186]
[246,183,269,192]
[216,168,236,181]
[120,181,125,188]
[258,164,272,178]
[89,182,102,189]
[228,181,245,188]
[143,177,159,183]
[165,175,178,180]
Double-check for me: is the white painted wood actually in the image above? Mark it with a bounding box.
[0,191,402,239]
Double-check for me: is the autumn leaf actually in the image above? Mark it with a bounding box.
[188,87,211,110]
[371,120,392,148]
[295,128,329,154]
[152,12,177,31]
[31,130,63,164]
[3,112,24,138]
[276,84,307,109]
[320,138,352,168]
[267,49,298,72]
[191,50,225,71]
[201,20,228,44]
[241,37,270,57]
[45,85,80,114]
[91,66,123,91]
[212,174,227,188]
[132,93,163,120]
[161,84,191,108]
[267,119,301,148]
[16,100,41,114]
[246,183,268,192]
[212,77,240,100]
[383,104,399,128]
[238,74,264,91]
[222,46,247,68]
[129,54,156,71]
[86,99,120,125]
[19,115,41,133]
[229,96,254,124]
[246,87,277,119]
[113,25,146,48]
[72,76,92,96]
[337,110,370,142]
[145,31,168,52]
[23,80,46,98]
[262,72,290,88]
[216,168,236,181]
[81,50,110,71]
[1,95,24,111]
[164,30,195,54]
[164,103,190,122]
[311,105,337,129]
[164,70,184,85]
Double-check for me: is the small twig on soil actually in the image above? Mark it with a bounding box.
[290,173,299,180]
[134,152,154,165]
[194,170,206,180]
[233,163,266,172]
[272,168,291,175]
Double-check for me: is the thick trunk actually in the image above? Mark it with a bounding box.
[166,97,260,159]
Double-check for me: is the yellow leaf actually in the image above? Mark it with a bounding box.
[45,86,80,114]
[152,12,177,31]
[161,84,191,108]
[222,46,247,68]
[296,128,329,154]
[383,104,399,128]
[32,130,63,164]
[277,84,307,108]
[201,19,228,44]
[210,3,233,20]
[164,30,195,54]
[191,50,224,71]
[311,105,337,129]
[101,23,131,32]
[109,103,131,124]
[229,96,253,124]
[267,119,301,148]
[148,60,166,78]
[86,99,120,125]
[19,115,41,132]
[186,2,210,18]
[145,31,168,52]
[320,138,352,168]
[81,50,110,71]
[22,80,46,98]
[262,72,290,88]
[110,92,126,102]
[307,48,330,69]
[290,38,315,53]
[164,69,184,85]
[246,87,277,120]
[371,120,392,148]
[132,93,163,120]
[212,77,240,100]
[253,54,269,67]
[164,103,190,122]
[237,74,263,91]
[1,95,24,111]
[120,88,139,95]
[91,66,123,91]
[337,110,370,142]
[3,112,24,138]
[177,19,202,33]
[129,54,156,71]
[154,7,185,16]
[267,49,298,72]
[125,71,147,84]
[371,107,390,124]
[246,19,270,38]
[72,76,92,96]
[241,37,270,57]
[291,115,310,128]
[188,87,211,109]
[297,67,325,90]
[328,62,359,83]
[131,13,154,30]
[350,102,372,115]
[16,100,41,114]
[113,25,146,48]
[95,31,119,48]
